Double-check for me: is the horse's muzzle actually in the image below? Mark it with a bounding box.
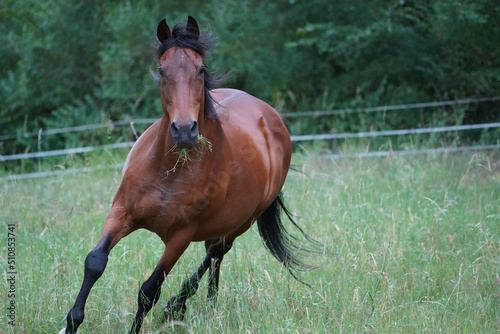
[171,120,199,149]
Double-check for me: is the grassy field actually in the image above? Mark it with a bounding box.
[1,150,499,333]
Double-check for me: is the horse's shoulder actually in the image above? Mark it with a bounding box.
[121,120,161,176]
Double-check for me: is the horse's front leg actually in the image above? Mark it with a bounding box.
[163,251,211,321]
[60,209,133,334]
[61,209,132,334]
[63,238,110,334]
[164,238,233,321]
[130,227,195,334]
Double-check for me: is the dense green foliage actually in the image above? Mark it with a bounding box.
[1,0,499,155]
[1,151,499,332]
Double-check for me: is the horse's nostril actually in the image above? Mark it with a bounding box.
[171,122,179,136]
[190,121,198,136]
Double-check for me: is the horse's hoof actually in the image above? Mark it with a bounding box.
[164,297,187,321]
[58,330,79,334]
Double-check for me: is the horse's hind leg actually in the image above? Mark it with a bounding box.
[207,238,233,305]
[164,238,233,321]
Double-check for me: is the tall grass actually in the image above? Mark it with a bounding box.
[1,151,499,333]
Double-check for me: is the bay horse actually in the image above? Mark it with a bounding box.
[61,16,316,334]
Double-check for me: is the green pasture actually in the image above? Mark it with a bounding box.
[1,150,499,333]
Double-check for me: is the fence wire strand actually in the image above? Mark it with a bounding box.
[1,97,499,180]
[2,144,499,182]
[2,122,498,162]
[1,96,499,141]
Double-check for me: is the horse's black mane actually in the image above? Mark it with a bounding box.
[152,22,224,121]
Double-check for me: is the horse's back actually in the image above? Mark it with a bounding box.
[213,88,290,150]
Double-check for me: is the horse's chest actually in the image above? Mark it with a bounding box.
[122,181,202,230]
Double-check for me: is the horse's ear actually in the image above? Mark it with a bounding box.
[157,19,171,43]
[186,16,200,40]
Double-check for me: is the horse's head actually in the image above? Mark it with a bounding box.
[156,17,219,150]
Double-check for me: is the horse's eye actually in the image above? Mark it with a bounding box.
[158,67,166,77]
[197,66,205,77]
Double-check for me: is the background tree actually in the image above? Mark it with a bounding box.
[1,0,499,155]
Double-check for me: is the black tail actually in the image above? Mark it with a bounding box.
[257,193,321,283]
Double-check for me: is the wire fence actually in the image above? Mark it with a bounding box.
[1,96,499,141]
[1,122,499,162]
[290,122,500,142]
[281,96,500,118]
[3,143,499,182]
[0,142,134,162]
[323,144,500,159]
[1,164,124,181]
[0,119,157,141]
[1,97,499,181]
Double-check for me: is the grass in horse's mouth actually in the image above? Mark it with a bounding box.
[166,135,213,173]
